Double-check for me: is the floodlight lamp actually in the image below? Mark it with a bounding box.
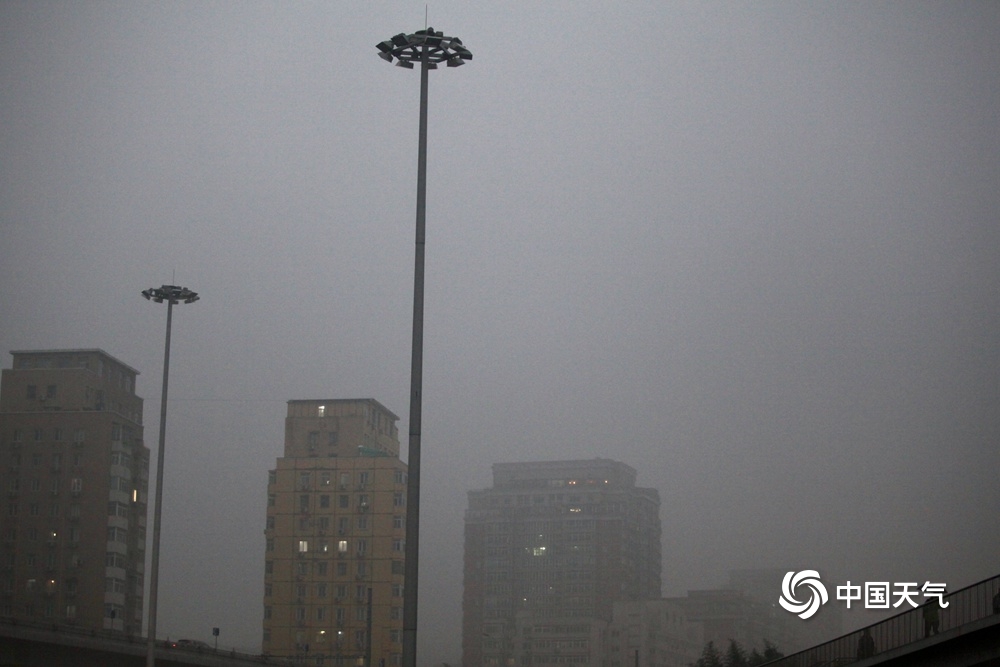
[376,41,393,54]
[378,51,393,63]
[396,60,414,69]
[391,33,409,47]
[446,57,464,67]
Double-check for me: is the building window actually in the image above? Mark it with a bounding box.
[317,405,325,417]
[328,431,339,446]
[338,540,348,553]
[320,473,331,486]
[299,473,311,489]
[317,583,327,598]
[46,385,57,398]
[70,478,82,494]
[268,471,276,486]
[308,432,319,447]
[34,429,44,441]
[393,539,404,553]
[339,495,349,509]
[26,385,36,399]
[298,540,309,553]
[393,515,404,530]
[264,606,272,619]
[320,495,330,509]
[394,470,406,485]
[393,492,405,507]
[266,539,274,552]
[268,494,275,507]
[299,495,309,512]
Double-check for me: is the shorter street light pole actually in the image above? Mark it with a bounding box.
[375,27,472,667]
[141,285,199,667]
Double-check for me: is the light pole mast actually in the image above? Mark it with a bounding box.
[141,284,199,667]
[375,28,472,667]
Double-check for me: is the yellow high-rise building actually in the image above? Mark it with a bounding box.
[263,399,407,666]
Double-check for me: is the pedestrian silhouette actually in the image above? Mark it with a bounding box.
[856,627,875,659]
[922,599,940,637]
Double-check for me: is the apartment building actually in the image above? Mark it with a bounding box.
[263,399,407,666]
[0,349,148,634]
[463,459,662,667]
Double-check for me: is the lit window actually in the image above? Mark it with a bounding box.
[298,540,309,553]
[318,405,325,417]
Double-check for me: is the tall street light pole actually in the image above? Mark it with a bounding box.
[375,28,472,667]
[141,284,199,667]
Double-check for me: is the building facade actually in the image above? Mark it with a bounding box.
[606,599,703,667]
[463,459,662,667]
[0,349,148,634]
[262,399,407,666]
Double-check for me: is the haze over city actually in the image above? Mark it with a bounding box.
[2,2,998,664]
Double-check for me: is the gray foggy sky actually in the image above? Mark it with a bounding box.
[2,1,998,662]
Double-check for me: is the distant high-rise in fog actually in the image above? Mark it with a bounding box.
[262,398,407,665]
[463,458,661,667]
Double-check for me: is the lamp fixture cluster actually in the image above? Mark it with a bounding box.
[141,285,200,304]
[376,28,473,69]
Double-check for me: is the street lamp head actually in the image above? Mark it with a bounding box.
[141,285,200,305]
[375,27,472,68]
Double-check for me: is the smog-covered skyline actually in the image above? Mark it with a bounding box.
[2,2,998,663]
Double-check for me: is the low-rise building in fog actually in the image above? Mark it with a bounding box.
[607,599,703,667]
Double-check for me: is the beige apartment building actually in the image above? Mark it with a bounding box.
[263,398,407,666]
[0,349,148,635]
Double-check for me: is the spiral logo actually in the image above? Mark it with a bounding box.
[779,570,829,619]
